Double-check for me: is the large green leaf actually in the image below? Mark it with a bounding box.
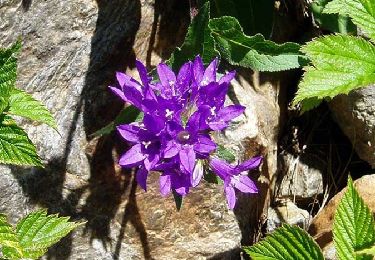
[333,177,375,260]
[324,0,375,41]
[356,244,375,257]
[0,214,23,259]
[16,209,81,259]
[244,224,324,260]
[7,88,57,130]
[168,2,219,70]
[294,35,375,105]
[209,16,307,72]
[0,116,42,167]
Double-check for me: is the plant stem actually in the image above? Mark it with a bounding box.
[189,0,198,19]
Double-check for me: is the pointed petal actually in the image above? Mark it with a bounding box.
[191,160,203,187]
[208,120,228,131]
[116,72,127,87]
[224,185,236,209]
[176,62,191,93]
[179,146,196,174]
[117,124,140,143]
[109,86,127,102]
[160,173,172,196]
[135,60,150,86]
[193,55,204,83]
[136,167,148,191]
[157,63,176,89]
[119,144,145,167]
[172,173,190,196]
[202,58,218,85]
[216,105,245,122]
[218,71,236,85]
[235,156,263,173]
[166,121,184,137]
[209,158,234,180]
[143,114,165,134]
[164,140,180,158]
[186,111,201,134]
[193,134,216,154]
[143,153,160,171]
[232,175,258,193]
[123,86,143,109]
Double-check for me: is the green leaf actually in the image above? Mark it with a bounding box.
[0,214,23,259]
[91,105,142,137]
[215,144,235,163]
[356,244,375,257]
[324,0,375,41]
[7,88,57,130]
[172,191,183,211]
[16,209,82,259]
[294,35,375,106]
[203,169,223,184]
[244,224,324,260]
[333,176,375,260]
[209,16,307,72]
[168,2,219,70]
[310,0,356,34]
[0,116,42,167]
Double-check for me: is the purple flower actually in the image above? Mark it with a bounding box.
[209,156,262,209]
[110,56,262,209]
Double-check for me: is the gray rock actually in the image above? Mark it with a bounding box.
[330,85,375,167]
[0,0,285,259]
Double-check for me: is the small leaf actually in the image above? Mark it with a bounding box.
[324,0,375,41]
[333,176,375,260]
[172,191,183,211]
[294,35,375,108]
[0,214,23,259]
[215,144,235,163]
[203,169,223,184]
[168,2,219,70]
[7,88,57,130]
[91,105,142,137]
[244,224,324,260]
[209,16,307,72]
[0,116,42,167]
[16,209,82,259]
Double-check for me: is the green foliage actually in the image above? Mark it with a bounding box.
[0,41,56,167]
[310,0,356,34]
[244,224,324,260]
[0,210,81,260]
[356,244,375,257]
[215,144,235,163]
[324,0,375,41]
[295,0,375,110]
[209,16,306,72]
[333,177,375,260]
[294,35,375,104]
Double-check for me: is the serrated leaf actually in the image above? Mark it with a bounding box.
[16,209,81,259]
[244,224,324,260]
[208,16,307,72]
[7,88,57,130]
[0,214,23,259]
[333,176,375,260]
[324,0,375,41]
[356,244,375,257]
[168,2,219,70]
[215,144,235,163]
[294,35,375,107]
[91,105,142,137]
[0,118,42,167]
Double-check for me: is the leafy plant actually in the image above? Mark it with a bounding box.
[0,41,56,166]
[244,176,375,259]
[0,210,82,260]
[294,0,375,111]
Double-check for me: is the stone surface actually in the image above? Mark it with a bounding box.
[330,86,375,167]
[308,174,375,256]
[0,0,285,259]
[277,153,324,200]
[267,200,311,233]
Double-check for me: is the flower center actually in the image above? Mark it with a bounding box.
[177,130,190,143]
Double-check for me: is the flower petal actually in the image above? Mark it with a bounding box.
[109,86,127,102]
[136,167,148,191]
[143,114,165,134]
[160,173,172,196]
[176,62,191,93]
[123,86,143,109]
[164,140,180,158]
[218,71,236,86]
[135,60,150,86]
[179,146,196,174]
[224,184,236,209]
[235,156,263,173]
[191,160,204,187]
[208,120,228,131]
[143,153,160,171]
[232,175,258,193]
[202,58,218,85]
[209,158,234,180]
[117,124,140,143]
[193,55,204,83]
[194,134,216,154]
[116,72,127,88]
[157,63,176,89]
[119,144,145,168]
[216,105,245,122]
[172,173,190,196]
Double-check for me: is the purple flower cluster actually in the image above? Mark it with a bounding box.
[109,56,262,209]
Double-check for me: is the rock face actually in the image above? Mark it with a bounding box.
[0,0,284,259]
[308,174,375,259]
[330,86,375,167]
